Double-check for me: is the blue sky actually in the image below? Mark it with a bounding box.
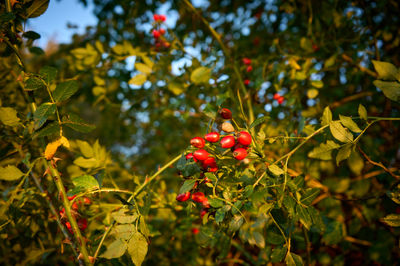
[27,0,97,47]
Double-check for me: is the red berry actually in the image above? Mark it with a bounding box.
[193,149,209,161]
[273,93,280,100]
[204,132,220,142]
[159,15,166,22]
[83,197,91,205]
[159,28,166,35]
[152,29,160,38]
[237,131,252,146]
[246,65,253,72]
[192,192,206,203]
[277,96,284,104]
[191,228,200,235]
[220,135,235,148]
[185,152,198,162]
[72,202,79,210]
[202,198,210,208]
[67,195,76,201]
[162,41,170,48]
[312,44,319,52]
[176,191,191,202]
[242,58,251,65]
[244,79,250,86]
[202,157,218,172]
[190,137,205,148]
[233,148,247,160]
[200,209,207,218]
[220,108,232,119]
[65,221,73,234]
[77,218,87,231]
[153,14,160,21]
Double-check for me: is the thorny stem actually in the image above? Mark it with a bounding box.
[49,163,92,265]
[93,224,113,261]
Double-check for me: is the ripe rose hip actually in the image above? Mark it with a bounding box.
[242,58,251,65]
[237,131,252,146]
[192,192,207,203]
[204,132,220,142]
[190,137,205,148]
[159,28,166,35]
[244,79,250,86]
[67,195,76,201]
[193,149,209,161]
[78,218,87,231]
[153,14,160,21]
[83,197,91,205]
[220,135,235,148]
[200,209,207,218]
[192,228,200,235]
[277,96,284,104]
[176,191,191,202]
[159,15,166,22]
[152,29,160,38]
[273,93,280,100]
[221,122,235,133]
[233,148,247,160]
[72,202,79,210]
[185,153,198,162]
[65,221,73,234]
[220,108,232,119]
[246,65,253,72]
[202,157,218,172]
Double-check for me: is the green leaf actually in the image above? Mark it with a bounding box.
[381,214,400,227]
[301,188,320,206]
[25,77,45,91]
[23,31,41,40]
[285,252,304,266]
[208,198,223,208]
[76,140,94,158]
[215,208,225,223]
[0,165,24,181]
[135,63,152,74]
[0,107,20,126]
[25,0,50,18]
[139,216,149,239]
[62,114,95,133]
[308,206,325,232]
[73,157,98,168]
[228,215,244,232]
[29,46,45,55]
[336,143,352,165]
[111,224,136,240]
[100,239,127,259]
[311,80,324,88]
[321,106,332,126]
[325,55,337,68]
[347,150,364,175]
[53,80,79,102]
[39,66,57,84]
[270,246,287,263]
[358,104,367,121]
[283,195,296,217]
[127,232,148,266]
[204,172,217,183]
[249,115,269,129]
[190,66,211,84]
[329,121,353,143]
[339,115,361,133]
[179,179,196,194]
[308,140,340,160]
[35,122,60,137]
[372,60,400,81]
[129,74,147,86]
[323,219,343,245]
[252,231,265,248]
[34,102,56,120]
[373,80,400,102]
[296,204,312,230]
[112,209,138,224]
[0,12,15,23]
[72,175,99,189]
[268,165,284,176]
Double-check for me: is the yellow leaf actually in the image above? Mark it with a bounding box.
[44,136,69,160]
[288,58,301,70]
[44,139,62,160]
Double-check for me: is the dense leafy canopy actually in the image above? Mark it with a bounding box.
[1,0,400,265]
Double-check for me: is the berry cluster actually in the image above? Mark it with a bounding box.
[175,108,252,216]
[152,14,169,49]
[242,57,252,86]
[273,93,285,104]
[59,192,91,234]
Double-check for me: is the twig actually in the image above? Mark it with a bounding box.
[358,147,400,179]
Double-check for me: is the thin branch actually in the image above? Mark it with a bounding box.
[358,147,400,179]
